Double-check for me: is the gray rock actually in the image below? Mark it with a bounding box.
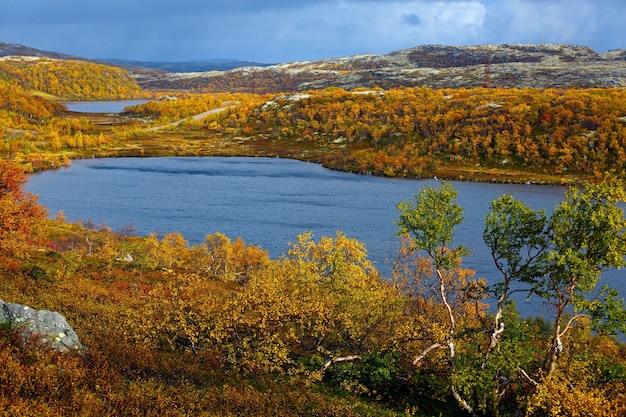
[0,301,7,323]
[0,298,84,354]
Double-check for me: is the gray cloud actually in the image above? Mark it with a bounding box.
[403,13,422,26]
[0,0,623,62]
[479,0,625,51]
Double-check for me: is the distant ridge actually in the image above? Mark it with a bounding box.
[0,41,82,60]
[136,43,626,92]
[0,41,271,73]
[2,40,626,92]
[97,58,273,73]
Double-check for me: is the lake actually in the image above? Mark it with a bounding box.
[61,100,149,113]
[26,157,623,316]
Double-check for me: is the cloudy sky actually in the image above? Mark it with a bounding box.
[1,0,624,63]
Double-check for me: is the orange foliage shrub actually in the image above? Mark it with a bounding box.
[0,160,46,252]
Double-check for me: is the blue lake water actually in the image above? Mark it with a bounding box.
[26,157,624,317]
[61,100,149,113]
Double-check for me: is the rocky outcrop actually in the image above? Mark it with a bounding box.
[135,43,626,93]
[0,299,84,354]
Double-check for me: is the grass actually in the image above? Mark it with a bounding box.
[29,90,65,100]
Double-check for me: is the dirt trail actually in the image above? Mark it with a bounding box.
[146,102,236,131]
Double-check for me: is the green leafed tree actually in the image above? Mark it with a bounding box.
[396,179,626,416]
[396,181,467,271]
[483,178,626,413]
[395,181,477,414]
[540,178,626,374]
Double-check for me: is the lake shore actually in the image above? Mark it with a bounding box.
[48,107,596,186]
[71,138,592,187]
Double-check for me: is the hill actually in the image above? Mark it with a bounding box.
[3,41,625,93]
[0,41,271,79]
[0,41,82,60]
[136,43,626,93]
[0,56,142,100]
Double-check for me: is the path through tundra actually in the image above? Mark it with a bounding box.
[146,101,237,131]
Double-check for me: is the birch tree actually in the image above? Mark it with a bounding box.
[396,181,476,414]
[483,178,626,413]
[397,178,626,415]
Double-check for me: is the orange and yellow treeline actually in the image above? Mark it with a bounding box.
[206,87,626,177]
[0,79,72,170]
[0,57,144,169]
[123,92,244,124]
[2,74,626,180]
[0,57,142,100]
[0,79,63,120]
[0,77,125,170]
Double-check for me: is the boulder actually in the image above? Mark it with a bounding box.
[0,298,84,354]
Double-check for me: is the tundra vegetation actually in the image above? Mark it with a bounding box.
[0,56,625,416]
[2,68,626,183]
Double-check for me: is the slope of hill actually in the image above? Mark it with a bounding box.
[0,55,142,100]
[0,41,81,60]
[137,44,626,93]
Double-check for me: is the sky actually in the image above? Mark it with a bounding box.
[0,0,624,63]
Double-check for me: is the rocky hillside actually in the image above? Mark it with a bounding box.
[2,41,625,93]
[137,44,626,93]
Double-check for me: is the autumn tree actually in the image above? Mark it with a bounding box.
[187,232,269,287]
[128,231,404,388]
[211,231,402,378]
[0,160,46,253]
[395,182,480,414]
[142,232,191,270]
[483,194,549,355]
